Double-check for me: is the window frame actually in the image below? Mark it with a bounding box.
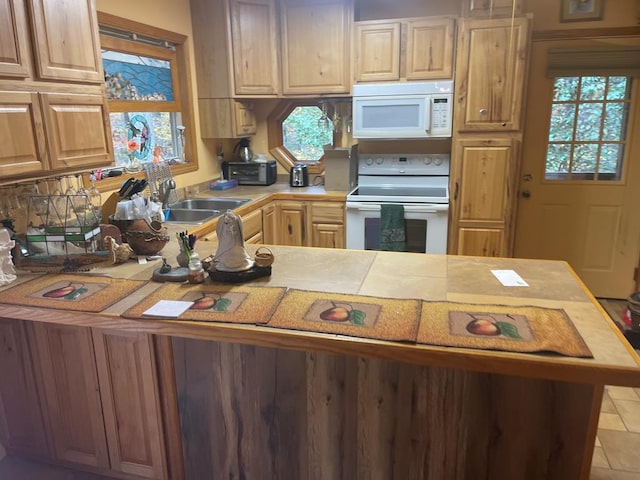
[544,74,632,183]
[95,12,198,191]
[267,100,338,175]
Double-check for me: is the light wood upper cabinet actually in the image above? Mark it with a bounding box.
[191,0,278,98]
[0,318,49,459]
[40,92,112,172]
[30,322,110,469]
[199,98,256,139]
[463,0,522,17]
[280,0,352,95]
[0,0,31,77]
[0,91,48,178]
[454,16,530,132]
[449,137,519,257]
[354,17,455,83]
[29,0,103,83]
[229,0,280,95]
[353,21,400,82]
[92,329,168,479]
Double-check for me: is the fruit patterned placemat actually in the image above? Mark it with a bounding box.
[0,274,148,313]
[122,283,286,324]
[417,301,593,358]
[262,289,420,343]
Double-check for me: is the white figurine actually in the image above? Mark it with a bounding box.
[213,210,254,272]
[0,227,17,285]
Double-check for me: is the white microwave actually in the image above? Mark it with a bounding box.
[352,81,453,139]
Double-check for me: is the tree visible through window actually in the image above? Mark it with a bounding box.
[546,76,630,181]
[282,106,333,161]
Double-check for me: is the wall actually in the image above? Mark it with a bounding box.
[525,0,640,31]
[95,0,223,192]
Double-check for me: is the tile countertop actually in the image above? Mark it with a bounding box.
[2,242,640,388]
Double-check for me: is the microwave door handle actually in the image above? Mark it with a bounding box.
[424,98,431,133]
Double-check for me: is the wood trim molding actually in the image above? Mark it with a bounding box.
[533,26,640,41]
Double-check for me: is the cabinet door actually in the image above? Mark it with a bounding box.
[405,18,455,81]
[454,17,529,132]
[311,223,345,248]
[92,330,167,479]
[40,92,113,171]
[0,91,48,178]
[449,137,518,257]
[353,21,400,82]
[30,322,109,469]
[242,208,263,242]
[262,202,277,244]
[276,201,307,246]
[0,319,49,458]
[233,101,257,137]
[310,202,345,248]
[29,0,103,83]
[229,0,279,95]
[0,0,31,77]
[280,0,352,94]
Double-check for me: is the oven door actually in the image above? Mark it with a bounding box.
[346,202,449,254]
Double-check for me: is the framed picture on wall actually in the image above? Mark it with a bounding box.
[560,0,604,22]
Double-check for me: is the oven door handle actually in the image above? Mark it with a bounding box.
[346,203,448,213]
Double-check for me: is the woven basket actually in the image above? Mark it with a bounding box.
[254,246,274,267]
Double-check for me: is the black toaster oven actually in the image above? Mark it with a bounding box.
[226,161,277,186]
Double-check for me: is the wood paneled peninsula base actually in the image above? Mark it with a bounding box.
[1,247,639,480]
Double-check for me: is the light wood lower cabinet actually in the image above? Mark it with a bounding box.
[0,318,49,459]
[92,329,168,479]
[30,322,109,469]
[241,208,263,244]
[276,201,307,246]
[261,202,277,244]
[449,137,519,257]
[309,201,345,248]
[2,321,171,479]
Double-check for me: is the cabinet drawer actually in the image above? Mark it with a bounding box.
[242,209,262,240]
[310,202,344,224]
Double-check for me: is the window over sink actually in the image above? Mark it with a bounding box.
[96,13,198,190]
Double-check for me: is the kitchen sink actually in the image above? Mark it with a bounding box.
[164,198,252,224]
[164,208,221,224]
[169,198,251,211]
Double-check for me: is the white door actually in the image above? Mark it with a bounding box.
[514,40,640,299]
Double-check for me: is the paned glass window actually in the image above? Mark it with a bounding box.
[100,34,184,169]
[282,106,334,162]
[545,76,631,181]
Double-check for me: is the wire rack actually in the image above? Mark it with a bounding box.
[144,162,179,204]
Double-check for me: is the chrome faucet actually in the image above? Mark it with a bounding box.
[158,178,176,210]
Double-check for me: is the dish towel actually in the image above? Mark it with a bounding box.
[379,204,406,251]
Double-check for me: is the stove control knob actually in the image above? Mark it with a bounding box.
[434,157,443,166]
[365,157,374,165]
[424,157,432,165]
[375,157,384,165]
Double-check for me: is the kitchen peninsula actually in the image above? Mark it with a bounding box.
[1,243,639,480]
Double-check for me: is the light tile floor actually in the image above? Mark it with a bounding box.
[592,299,640,479]
[592,386,640,478]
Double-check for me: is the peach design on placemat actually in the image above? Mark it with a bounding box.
[32,279,107,302]
[122,282,286,324]
[449,311,532,341]
[0,274,148,312]
[418,301,593,358]
[264,289,419,342]
[304,299,380,328]
[180,290,248,313]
